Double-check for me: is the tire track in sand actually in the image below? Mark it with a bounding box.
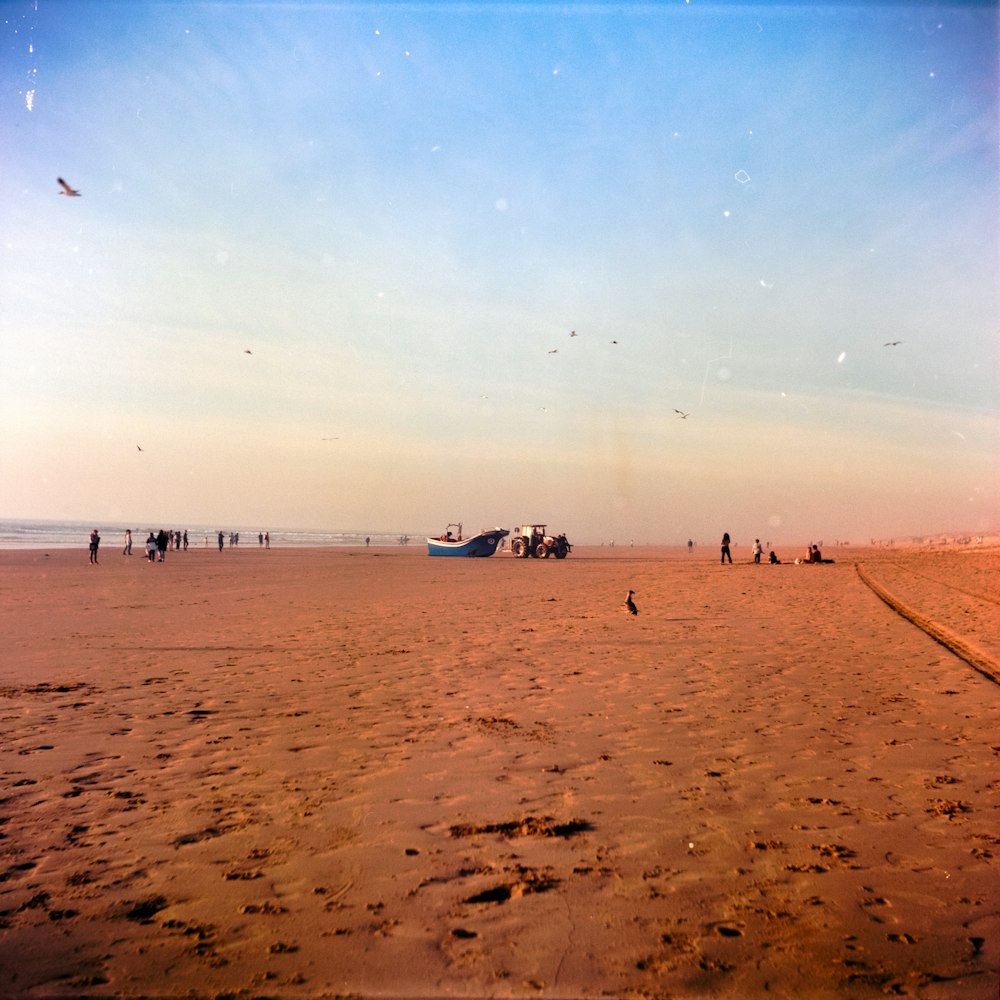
[881,560,1000,607]
[856,563,999,685]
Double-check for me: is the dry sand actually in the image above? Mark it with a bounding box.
[1,543,997,998]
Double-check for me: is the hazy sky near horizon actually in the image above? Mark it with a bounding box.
[2,0,997,544]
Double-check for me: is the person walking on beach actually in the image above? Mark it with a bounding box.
[721,532,732,564]
[218,530,225,552]
[753,539,763,564]
[182,530,188,551]
[146,532,157,561]
[122,528,132,556]
[156,528,168,562]
[264,531,270,549]
[89,528,101,564]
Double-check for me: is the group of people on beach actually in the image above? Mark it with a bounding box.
[216,531,269,550]
[798,544,832,564]
[123,528,188,561]
[89,527,271,562]
[720,532,813,566]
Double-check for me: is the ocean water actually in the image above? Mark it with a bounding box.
[0,519,420,550]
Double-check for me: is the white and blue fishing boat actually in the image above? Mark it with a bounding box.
[427,523,509,557]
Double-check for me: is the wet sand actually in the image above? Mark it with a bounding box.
[1,544,997,998]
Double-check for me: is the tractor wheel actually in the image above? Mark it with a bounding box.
[511,538,527,558]
[554,547,567,559]
[535,542,550,558]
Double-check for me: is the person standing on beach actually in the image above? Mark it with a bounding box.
[123,529,132,556]
[753,539,763,564]
[218,530,225,551]
[156,528,168,562]
[721,532,732,564]
[89,528,101,564]
[264,531,270,549]
[183,530,188,550]
[146,532,157,561]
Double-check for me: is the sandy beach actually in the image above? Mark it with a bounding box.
[1,543,997,998]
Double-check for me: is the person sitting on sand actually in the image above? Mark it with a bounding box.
[769,550,780,564]
[811,544,823,563]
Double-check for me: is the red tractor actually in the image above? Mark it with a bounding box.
[510,524,571,559]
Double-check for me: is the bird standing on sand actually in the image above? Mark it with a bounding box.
[57,178,81,197]
[624,589,638,615]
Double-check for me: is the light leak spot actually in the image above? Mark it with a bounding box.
[837,351,846,364]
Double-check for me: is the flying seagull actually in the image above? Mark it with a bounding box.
[548,349,558,354]
[623,589,638,615]
[57,177,81,197]
[136,445,143,452]
[883,340,903,347]
[570,330,577,337]
[673,409,690,419]
[243,349,253,355]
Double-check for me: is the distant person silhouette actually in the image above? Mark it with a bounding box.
[89,529,100,564]
[721,532,732,564]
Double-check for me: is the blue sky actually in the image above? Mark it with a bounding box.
[2,0,997,543]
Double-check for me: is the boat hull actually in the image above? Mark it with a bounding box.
[427,528,509,557]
